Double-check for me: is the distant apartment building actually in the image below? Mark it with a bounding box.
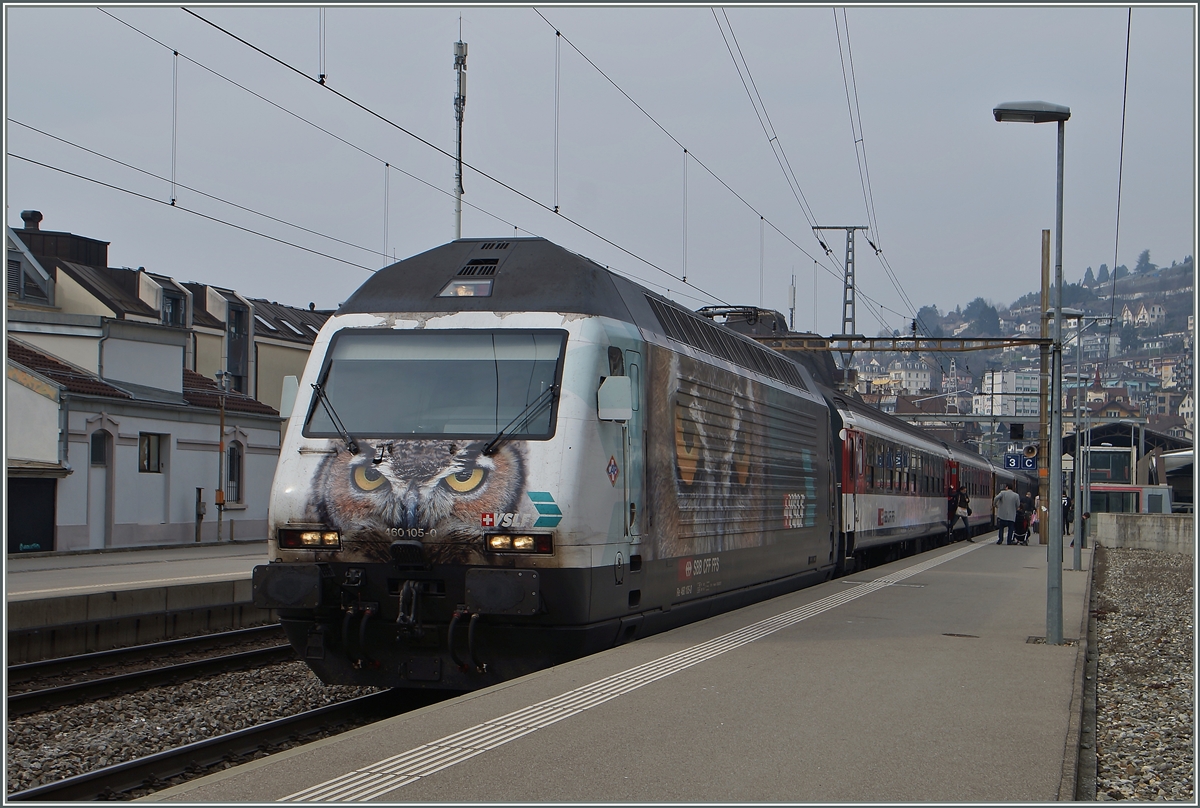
[6,210,331,552]
[886,360,933,395]
[972,369,1040,417]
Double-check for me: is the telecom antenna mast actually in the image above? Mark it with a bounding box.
[453,39,468,239]
[813,225,868,391]
[788,273,796,331]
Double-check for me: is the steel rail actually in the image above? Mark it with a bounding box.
[6,690,442,802]
[7,623,285,685]
[7,645,297,716]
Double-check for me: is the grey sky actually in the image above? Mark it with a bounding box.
[4,5,1196,337]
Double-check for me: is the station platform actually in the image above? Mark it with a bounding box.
[146,533,1093,803]
[6,540,271,661]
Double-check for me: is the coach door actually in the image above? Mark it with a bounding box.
[842,429,862,534]
[623,349,643,542]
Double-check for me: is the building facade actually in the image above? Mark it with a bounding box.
[6,210,329,552]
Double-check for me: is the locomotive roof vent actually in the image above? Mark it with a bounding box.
[457,258,499,276]
[479,241,510,250]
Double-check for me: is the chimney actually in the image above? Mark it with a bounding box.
[20,210,43,231]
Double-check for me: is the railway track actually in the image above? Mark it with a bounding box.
[7,689,450,802]
[6,624,292,716]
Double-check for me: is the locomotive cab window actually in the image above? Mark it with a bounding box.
[303,329,568,440]
[438,279,493,297]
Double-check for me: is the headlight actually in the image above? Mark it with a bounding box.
[278,528,341,549]
[486,533,552,554]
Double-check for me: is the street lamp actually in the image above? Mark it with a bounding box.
[994,100,1070,645]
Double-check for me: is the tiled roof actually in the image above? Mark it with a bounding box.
[6,338,132,400]
[182,369,279,416]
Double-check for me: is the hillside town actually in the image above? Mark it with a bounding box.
[848,253,1194,457]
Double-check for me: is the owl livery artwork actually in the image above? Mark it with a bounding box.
[256,237,1020,691]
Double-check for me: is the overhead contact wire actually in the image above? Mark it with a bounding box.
[9,153,376,272]
[533,8,842,282]
[180,8,713,301]
[1102,7,1133,387]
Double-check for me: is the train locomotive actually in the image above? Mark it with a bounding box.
[253,237,1030,691]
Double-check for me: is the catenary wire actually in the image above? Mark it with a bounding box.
[713,8,820,232]
[532,7,916,337]
[178,7,716,302]
[832,8,948,371]
[97,10,524,238]
[9,153,380,272]
[103,7,904,320]
[1101,7,1133,389]
[12,118,401,261]
[531,9,853,283]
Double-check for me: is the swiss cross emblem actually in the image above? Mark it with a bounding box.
[607,456,619,486]
[481,513,495,527]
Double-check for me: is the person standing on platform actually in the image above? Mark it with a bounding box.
[1063,493,1074,536]
[952,485,973,542]
[993,483,1021,545]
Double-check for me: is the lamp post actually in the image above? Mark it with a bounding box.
[1052,307,1085,571]
[994,100,1070,645]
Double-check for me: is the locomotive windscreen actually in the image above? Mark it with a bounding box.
[303,329,567,439]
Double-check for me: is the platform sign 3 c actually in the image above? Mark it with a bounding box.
[1003,453,1020,470]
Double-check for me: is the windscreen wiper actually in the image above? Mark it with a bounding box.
[311,383,359,454]
[482,385,558,456]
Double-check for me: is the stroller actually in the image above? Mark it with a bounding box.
[1011,507,1031,546]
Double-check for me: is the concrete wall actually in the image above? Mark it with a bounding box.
[1092,513,1195,555]
[195,331,224,379]
[6,366,60,463]
[103,337,184,393]
[14,332,100,373]
[58,404,280,551]
[255,341,313,413]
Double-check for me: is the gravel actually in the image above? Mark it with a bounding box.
[6,547,1194,800]
[1092,546,1195,802]
[5,661,378,794]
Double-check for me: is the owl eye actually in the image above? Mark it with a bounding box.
[353,465,389,492]
[445,467,485,493]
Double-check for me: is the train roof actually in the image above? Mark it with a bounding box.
[339,238,819,395]
[341,238,638,321]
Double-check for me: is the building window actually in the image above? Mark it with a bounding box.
[139,433,165,473]
[162,293,186,327]
[226,441,243,503]
[227,304,249,394]
[90,431,108,466]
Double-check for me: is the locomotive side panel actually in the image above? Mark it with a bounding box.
[642,342,833,607]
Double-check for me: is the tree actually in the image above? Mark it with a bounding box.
[915,304,944,337]
[963,297,1000,336]
[1061,282,1097,308]
[1097,264,1110,284]
[1113,264,1129,280]
[1083,266,1096,286]
[1135,249,1157,275]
